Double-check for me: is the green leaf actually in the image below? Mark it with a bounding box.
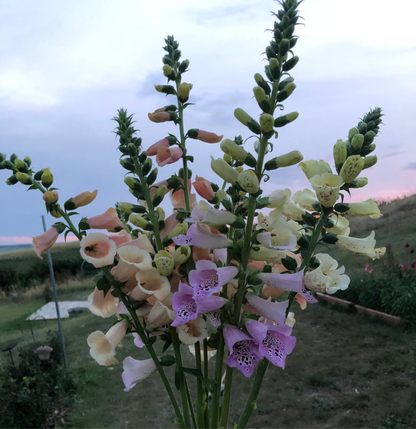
[162,339,172,353]
[159,355,176,367]
[67,212,79,216]
[148,336,157,346]
[180,367,203,378]
[175,366,182,391]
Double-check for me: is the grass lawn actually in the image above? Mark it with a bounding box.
[2,300,413,428]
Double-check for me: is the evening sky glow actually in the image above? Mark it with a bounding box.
[0,0,415,245]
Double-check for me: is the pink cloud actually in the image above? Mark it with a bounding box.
[0,235,79,246]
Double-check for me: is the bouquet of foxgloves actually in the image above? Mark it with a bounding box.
[0,1,385,427]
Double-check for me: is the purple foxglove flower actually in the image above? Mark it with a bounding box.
[205,310,222,328]
[246,319,296,369]
[172,223,233,249]
[245,293,288,325]
[224,324,262,377]
[189,260,238,300]
[258,270,318,304]
[171,282,228,327]
[122,356,157,392]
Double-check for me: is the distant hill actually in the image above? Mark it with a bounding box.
[0,244,33,255]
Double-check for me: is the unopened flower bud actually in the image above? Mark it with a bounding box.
[274,112,299,128]
[238,170,259,194]
[43,190,59,204]
[0,153,5,163]
[124,176,142,192]
[220,139,248,162]
[339,155,364,183]
[254,73,271,95]
[16,171,31,185]
[363,155,377,170]
[211,157,239,184]
[178,82,191,103]
[216,189,230,203]
[269,58,280,80]
[155,250,175,276]
[352,177,368,188]
[333,140,347,165]
[50,209,62,218]
[14,159,26,170]
[235,166,244,173]
[118,202,146,214]
[173,246,191,266]
[41,168,53,188]
[234,108,261,134]
[154,85,176,95]
[162,64,175,80]
[364,130,376,144]
[153,185,168,207]
[276,82,296,102]
[168,222,188,239]
[253,86,270,112]
[282,56,299,72]
[351,133,364,151]
[259,113,274,133]
[178,59,189,73]
[348,127,358,140]
[156,207,165,221]
[223,153,232,163]
[264,150,303,170]
[6,174,18,185]
[23,156,31,167]
[129,214,152,230]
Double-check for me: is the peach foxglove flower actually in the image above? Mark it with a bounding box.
[112,246,153,282]
[108,230,132,247]
[136,268,171,302]
[292,189,317,211]
[171,282,227,326]
[148,111,171,123]
[223,324,262,378]
[177,315,208,345]
[122,357,157,392]
[147,299,176,328]
[192,175,216,201]
[246,319,296,369]
[336,231,381,259]
[145,138,170,156]
[189,259,238,300]
[87,321,127,366]
[299,160,332,180]
[33,227,60,259]
[347,199,382,219]
[80,233,117,268]
[156,146,183,167]
[88,287,119,318]
[173,223,233,249]
[309,173,344,208]
[87,207,125,230]
[304,253,350,294]
[193,130,223,143]
[71,190,98,208]
[118,233,155,254]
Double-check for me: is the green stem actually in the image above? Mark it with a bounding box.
[203,340,210,429]
[211,335,225,428]
[115,292,183,424]
[236,360,269,429]
[171,327,192,429]
[132,158,163,251]
[195,342,206,428]
[185,377,198,429]
[219,366,233,429]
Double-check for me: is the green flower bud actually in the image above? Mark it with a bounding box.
[348,127,358,141]
[269,58,281,80]
[253,86,270,113]
[43,190,59,204]
[15,172,31,185]
[34,170,44,180]
[162,64,176,80]
[153,185,168,207]
[352,177,368,188]
[178,59,189,73]
[274,112,299,128]
[173,246,191,266]
[363,155,377,170]
[146,168,158,185]
[6,174,18,185]
[282,56,299,72]
[168,222,188,239]
[120,157,135,171]
[220,139,248,162]
[129,214,152,230]
[223,153,232,163]
[155,250,175,276]
[360,143,376,157]
[279,39,290,56]
[50,209,62,219]
[254,73,271,95]
[339,155,364,183]
[216,189,230,203]
[238,170,260,194]
[142,158,152,176]
[0,153,6,162]
[333,139,347,165]
[211,157,239,184]
[124,176,142,192]
[351,133,364,151]
[264,150,303,170]
[178,82,191,103]
[154,85,176,95]
[276,82,296,102]
[118,202,146,214]
[156,207,165,221]
[41,168,53,188]
[364,130,376,144]
[234,108,261,134]
[14,159,26,170]
[259,113,274,133]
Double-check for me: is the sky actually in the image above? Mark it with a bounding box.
[0,0,415,245]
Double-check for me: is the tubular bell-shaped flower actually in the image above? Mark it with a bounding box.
[87,287,119,318]
[189,259,238,300]
[173,223,233,249]
[246,319,296,369]
[245,294,289,325]
[122,357,158,392]
[347,199,382,219]
[145,138,170,156]
[156,147,183,167]
[177,315,208,345]
[336,231,384,259]
[309,173,344,207]
[171,282,228,326]
[86,207,125,230]
[299,160,332,180]
[136,268,171,302]
[192,175,216,201]
[223,324,262,378]
[186,200,237,227]
[80,232,117,268]
[292,189,318,211]
[33,227,60,259]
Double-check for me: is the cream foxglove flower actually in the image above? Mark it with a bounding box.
[304,253,350,294]
[80,233,117,268]
[347,199,382,219]
[309,173,344,208]
[282,201,305,221]
[87,321,127,366]
[88,287,118,318]
[136,268,171,302]
[336,231,384,260]
[299,160,332,180]
[326,215,350,236]
[266,188,291,210]
[292,189,318,211]
[177,315,208,345]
